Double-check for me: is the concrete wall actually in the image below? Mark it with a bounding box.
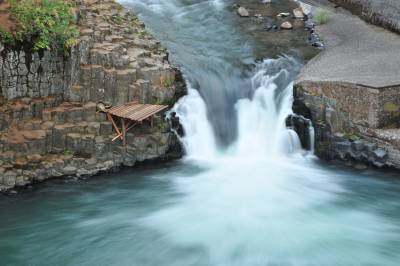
[294,81,400,169]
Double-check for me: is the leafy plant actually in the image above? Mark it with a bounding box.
[314,8,330,25]
[1,0,79,55]
[0,29,14,45]
[160,77,175,88]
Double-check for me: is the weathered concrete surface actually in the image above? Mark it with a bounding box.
[330,0,400,33]
[294,0,400,170]
[297,0,400,88]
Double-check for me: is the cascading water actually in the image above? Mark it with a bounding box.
[172,56,307,160]
[120,1,400,265]
[169,85,219,160]
[1,1,400,266]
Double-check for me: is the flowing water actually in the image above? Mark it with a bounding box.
[1,0,400,265]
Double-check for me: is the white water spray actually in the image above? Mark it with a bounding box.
[169,85,219,161]
[115,1,400,265]
[172,58,309,160]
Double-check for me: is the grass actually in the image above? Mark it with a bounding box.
[0,0,79,55]
[314,8,330,25]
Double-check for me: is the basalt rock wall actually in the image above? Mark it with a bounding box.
[0,0,185,192]
[294,81,400,169]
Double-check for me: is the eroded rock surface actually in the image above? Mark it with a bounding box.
[0,0,185,192]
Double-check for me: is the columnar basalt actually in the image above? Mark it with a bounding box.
[292,0,400,170]
[294,81,400,169]
[0,0,185,192]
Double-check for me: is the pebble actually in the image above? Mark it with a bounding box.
[277,12,291,18]
[281,21,293,30]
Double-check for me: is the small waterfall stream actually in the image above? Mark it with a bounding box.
[171,56,310,160]
[0,1,399,266]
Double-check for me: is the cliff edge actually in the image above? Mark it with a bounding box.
[0,0,185,192]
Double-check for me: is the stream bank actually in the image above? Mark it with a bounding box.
[0,0,185,192]
[293,0,400,170]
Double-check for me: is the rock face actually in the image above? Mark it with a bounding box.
[0,0,185,192]
[294,81,400,169]
[330,0,400,33]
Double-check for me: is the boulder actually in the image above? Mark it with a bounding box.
[237,7,249,17]
[62,166,77,176]
[281,21,293,30]
[299,2,313,16]
[305,19,315,30]
[262,0,272,3]
[293,8,305,19]
[372,148,388,163]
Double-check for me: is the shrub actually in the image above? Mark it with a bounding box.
[2,0,79,54]
[314,8,330,25]
[161,77,175,88]
[63,149,74,156]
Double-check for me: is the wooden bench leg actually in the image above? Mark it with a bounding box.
[121,118,126,146]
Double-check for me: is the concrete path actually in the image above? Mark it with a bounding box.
[296,0,400,88]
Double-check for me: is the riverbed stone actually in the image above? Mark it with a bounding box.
[281,21,293,29]
[237,7,250,17]
[293,8,305,19]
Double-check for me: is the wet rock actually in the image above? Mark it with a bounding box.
[351,140,365,152]
[286,114,313,150]
[308,30,324,48]
[335,140,352,153]
[304,19,315,30]
[3,171,17,187]
[299,1,313,17]
[280,21,293,30]
[62,166,78,176]
[354,163,368,170]
[293,8,305,19]
[312,41,325,48]
[237,7,249,17]
[277,12,291,18]
[264,21,279,32]
[372,148,388,163]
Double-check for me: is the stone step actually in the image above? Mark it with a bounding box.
[42,102,96,124]
[0,129,50,158]
[0,97,60,131]
[75,64,137,105]
[65,133,96,155]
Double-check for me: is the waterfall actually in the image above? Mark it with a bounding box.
[169,85,219,161]
[172,57,308,161]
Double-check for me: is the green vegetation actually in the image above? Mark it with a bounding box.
[314,8,330,25]
[0,0,79,54]
[63,149,74,156]
[161,77,175,88]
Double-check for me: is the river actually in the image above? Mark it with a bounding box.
[1,0,400,265]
